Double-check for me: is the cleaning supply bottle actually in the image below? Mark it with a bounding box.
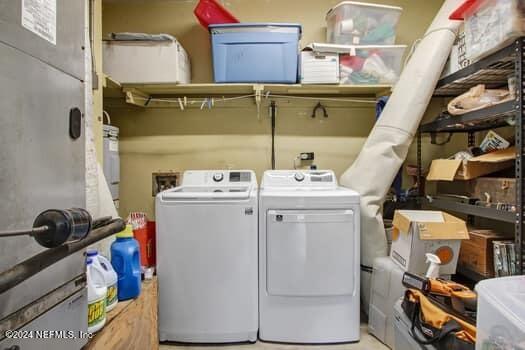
[425,253,442,279]
[111,224,141,300]
[87,248,119,312]
[87,257,107,333]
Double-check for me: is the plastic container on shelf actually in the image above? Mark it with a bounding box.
[308,43,407,85]
[130,218,156,268]
[111,225,141,301]
[326,1,403,45]
[464,0,525,62]
[340,45,406,84]
[368,257,406,349]
[475,276,525,350]
[194,0,239,29]
[87,258,107,334]
[87,249,119,312]
[209,23,302,83]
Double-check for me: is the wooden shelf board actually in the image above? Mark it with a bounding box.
[119,83,392,97]
[103,74,125,99]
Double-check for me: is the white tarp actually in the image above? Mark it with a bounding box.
[340,0,462,308]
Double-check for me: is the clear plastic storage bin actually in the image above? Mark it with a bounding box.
[340,45,406,84]
[475,276,525,350]
[464,0,525,61]
[309,43,406,85]
[326,1,402,45]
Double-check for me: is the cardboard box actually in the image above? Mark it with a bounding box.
[390,210,469,275]
[470,177,516,205]
[436,176,516,203]
[300,50,339,84]
[103,39,190,84]
[459,228,514,277]
[426,147,515,181]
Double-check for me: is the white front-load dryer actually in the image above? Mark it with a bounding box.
[156,170,258,343]
[259,170,360,343]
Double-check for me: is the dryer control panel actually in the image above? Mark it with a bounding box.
[262,170,337,188]
[182,170,256,187]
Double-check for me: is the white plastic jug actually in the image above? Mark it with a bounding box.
[87,249,118,312]
[87,257,107,333]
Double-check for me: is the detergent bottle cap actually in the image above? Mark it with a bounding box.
[116,224,134,238]
[86,248,98,257]
[425,253,441,279]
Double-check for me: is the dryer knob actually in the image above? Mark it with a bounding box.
[294,172,305,182]
[213,173,224,182]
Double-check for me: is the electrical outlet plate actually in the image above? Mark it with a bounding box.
[152,172,180,196]
[300,152,315,161]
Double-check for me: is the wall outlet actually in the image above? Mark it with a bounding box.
[152,172,180,196]
[299,152,315,161]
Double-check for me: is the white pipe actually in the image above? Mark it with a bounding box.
[339,0,462,309]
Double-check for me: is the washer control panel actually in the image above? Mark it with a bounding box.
[262,170,337,188]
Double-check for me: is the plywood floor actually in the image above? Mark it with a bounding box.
[160,323,388,350]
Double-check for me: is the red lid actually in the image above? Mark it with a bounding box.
[194,0,240,28]
[449,0,479,20]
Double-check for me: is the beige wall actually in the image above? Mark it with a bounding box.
[102,0,461,218]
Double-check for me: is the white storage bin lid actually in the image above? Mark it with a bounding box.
[476,276,525,333]
[326,1,403,19]
[307,42,407,54]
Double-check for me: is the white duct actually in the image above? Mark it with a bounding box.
[340,0,462,308]
[85,2,119,257]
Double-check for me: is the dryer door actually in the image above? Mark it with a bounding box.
[266,209,356,296]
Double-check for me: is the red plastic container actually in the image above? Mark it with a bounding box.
[449,0,478,20]
[194,0,239,28]
[133,221,156,267]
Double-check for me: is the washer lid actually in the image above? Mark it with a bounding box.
[161,186,251,200]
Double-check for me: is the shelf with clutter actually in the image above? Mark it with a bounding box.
[101,1,408,109]
[417,28,525,282]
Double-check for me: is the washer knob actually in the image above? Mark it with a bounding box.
[212,173,224,182]
[294,172,305,182]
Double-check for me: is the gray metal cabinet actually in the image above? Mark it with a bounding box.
[0,0,85,80]
[0,41,86,320]
[0,1,87,347]
[0,289,88,350]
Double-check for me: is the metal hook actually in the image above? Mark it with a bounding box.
[311,102,328,118]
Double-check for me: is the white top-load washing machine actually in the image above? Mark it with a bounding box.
[156,170,258,343]
[259,170,360,343]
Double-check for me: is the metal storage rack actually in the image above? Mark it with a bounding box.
[416,38,525,278]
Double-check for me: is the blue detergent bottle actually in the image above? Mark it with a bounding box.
[111,224,141,300]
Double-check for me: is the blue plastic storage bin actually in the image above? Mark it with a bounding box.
[209,23,302,83]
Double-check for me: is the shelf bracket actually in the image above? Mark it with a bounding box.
[123,88,151,107]
[253,84,265,119]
